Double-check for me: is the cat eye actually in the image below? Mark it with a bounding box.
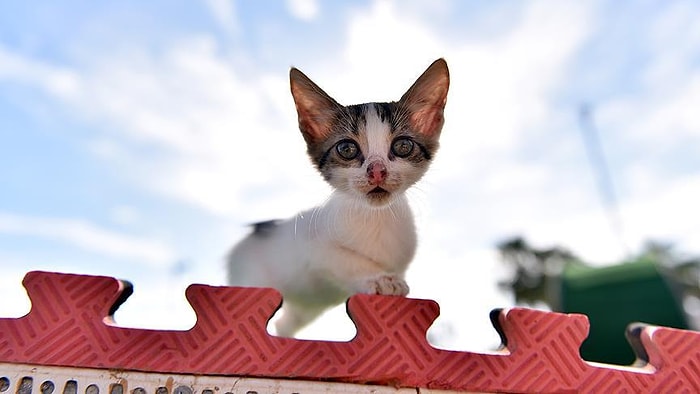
[391,137,414,158]
[335,139,360,160]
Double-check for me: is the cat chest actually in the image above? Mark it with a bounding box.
[334,225,417,269]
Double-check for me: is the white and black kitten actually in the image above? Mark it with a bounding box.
[228,59,450,336]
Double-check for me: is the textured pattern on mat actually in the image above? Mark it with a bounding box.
[1,271,699,393]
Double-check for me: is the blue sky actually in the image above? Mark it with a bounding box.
[2,0,700,351]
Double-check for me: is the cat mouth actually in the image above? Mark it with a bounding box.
[366,187,391,201]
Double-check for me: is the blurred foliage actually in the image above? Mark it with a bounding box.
[497,236,582,310]
[497,237,700,314]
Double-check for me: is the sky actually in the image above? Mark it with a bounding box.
[1,0,700,353]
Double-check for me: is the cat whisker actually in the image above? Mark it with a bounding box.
[294,213,300,239]
[309,201,324,239]
[388,203,400,223]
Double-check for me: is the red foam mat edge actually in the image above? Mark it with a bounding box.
[1,271,699,393]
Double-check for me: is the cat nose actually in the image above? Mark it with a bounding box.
[367,161,387,185]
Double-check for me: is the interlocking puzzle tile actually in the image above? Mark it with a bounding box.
[1,271,700,393]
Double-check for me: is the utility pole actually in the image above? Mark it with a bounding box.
[578,103,629,256]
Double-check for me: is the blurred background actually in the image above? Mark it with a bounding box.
[1,0,699,363]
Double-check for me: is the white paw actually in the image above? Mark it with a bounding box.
[358,274,409,296]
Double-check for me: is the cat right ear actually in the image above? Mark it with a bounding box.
[290,68,340,143]
[399,58,450,138]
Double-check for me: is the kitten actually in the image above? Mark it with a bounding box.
[227,59,449,337]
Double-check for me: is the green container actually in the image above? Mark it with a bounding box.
[561,258,688,365]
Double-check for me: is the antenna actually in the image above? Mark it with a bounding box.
[578,103,629,256]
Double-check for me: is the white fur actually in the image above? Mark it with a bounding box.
[228,192,415,337]
[365,107,391,157]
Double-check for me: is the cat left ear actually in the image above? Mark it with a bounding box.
[290,68,341,143]
[399,58,450,138]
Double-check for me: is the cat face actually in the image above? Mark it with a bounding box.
[290,59,450,207]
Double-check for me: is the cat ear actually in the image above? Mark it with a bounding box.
[399,58,450,138]
[290,68,341,143]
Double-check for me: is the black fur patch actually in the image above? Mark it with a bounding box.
[374,102,393,123]
[342,104,367,135]
[249,219,281,237]
[306,104,371,178]
[415,141,433,161]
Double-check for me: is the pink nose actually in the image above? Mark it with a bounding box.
[367,161,387,185]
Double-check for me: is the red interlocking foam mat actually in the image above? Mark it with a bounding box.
[1,271,699,393]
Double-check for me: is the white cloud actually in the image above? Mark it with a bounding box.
[592,2,700,253]
[646,0,700,85]
[81,40,329,218]
[0,212,176,266]
[112,276,197,330]
[621,175,700,254]
[0,45,81,99]
[285,0,320,21]
[610,75,700,147]
[600,1,700,149]
[0,1,593,225]
[0,267,31,318]
[110,205,141,226]
[204,0,239,36]
[0,37,324,218]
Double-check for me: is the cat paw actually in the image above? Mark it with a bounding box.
[358,274,409,296]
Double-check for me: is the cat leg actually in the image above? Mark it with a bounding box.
[274,300,327,337]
